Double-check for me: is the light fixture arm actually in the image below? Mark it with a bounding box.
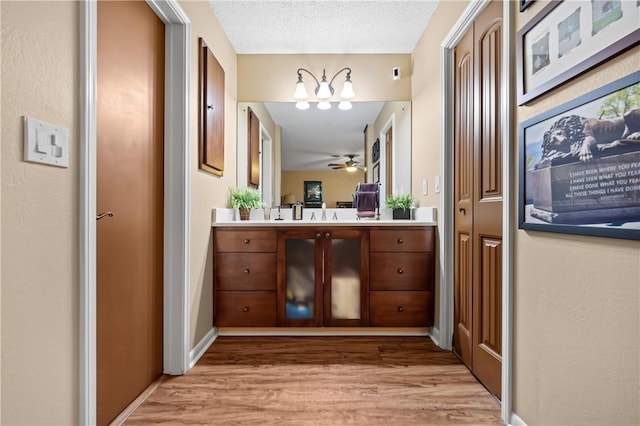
[328,67,352,88]
[296,68,321,88]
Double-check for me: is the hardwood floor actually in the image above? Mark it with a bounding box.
[124,336,503,425]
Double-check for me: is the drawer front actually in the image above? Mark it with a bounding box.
[216,253,276,291]
[215,229,277,253]
[370,228,433,253]
[369,291,433,327]
[370,253,433,291]
[216,291,276,327]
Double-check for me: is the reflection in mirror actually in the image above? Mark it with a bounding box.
[237,101,411,208]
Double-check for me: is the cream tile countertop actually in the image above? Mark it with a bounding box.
[211,207,437,227]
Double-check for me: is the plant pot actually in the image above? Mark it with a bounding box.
[238,208,251,220]
[392,208,410,220]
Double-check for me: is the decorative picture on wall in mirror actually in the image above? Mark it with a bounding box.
[373,163,380,184]
[304,181,323,207]
[372,138,380,163]
[518,71,640,240]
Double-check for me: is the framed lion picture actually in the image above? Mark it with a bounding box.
[518,71,640,240]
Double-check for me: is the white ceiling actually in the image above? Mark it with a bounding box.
[209,1,439,170]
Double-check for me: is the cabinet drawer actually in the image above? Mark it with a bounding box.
[370,228,433,253]
[215,291,276,327]
[215,229,277,253]
[216,253,276,290]
[370,253,433,291]
[369,291,432,327]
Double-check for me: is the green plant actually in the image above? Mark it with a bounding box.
[385,194,414,211]
[229,187,262,209]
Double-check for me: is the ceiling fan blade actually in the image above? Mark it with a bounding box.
[327,163,344,167]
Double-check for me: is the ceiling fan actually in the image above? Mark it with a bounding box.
[328,154,361,172]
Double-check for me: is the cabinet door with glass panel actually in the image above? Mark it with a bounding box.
[277,228,369,327]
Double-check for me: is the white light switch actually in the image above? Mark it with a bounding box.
[422,178,428,195]
[435,175,441,193]
[24,116,69,168]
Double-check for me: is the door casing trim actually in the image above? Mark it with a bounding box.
[79,1,191,424]
[439,0,514,424]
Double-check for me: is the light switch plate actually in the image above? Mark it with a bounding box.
[422,178,428,195]
[435,175,440,194]
[24,116,69,168]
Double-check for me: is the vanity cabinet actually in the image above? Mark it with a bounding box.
[369,227,435,327]
[212,225,434,329]
[213,229,277,326]
[277,228,369,327]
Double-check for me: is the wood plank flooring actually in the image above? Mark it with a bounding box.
[124,336,502,425]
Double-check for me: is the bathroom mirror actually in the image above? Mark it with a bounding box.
[237,101,411,208]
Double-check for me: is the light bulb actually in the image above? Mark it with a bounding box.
[293,80,309,100]
[340,79,355,99]
[296,101,310,110]
[316,81,332,99]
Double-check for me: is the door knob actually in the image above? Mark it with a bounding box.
[459,207,466,214]
[96,211,114,221]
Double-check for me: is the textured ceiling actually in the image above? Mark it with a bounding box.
[210,1,438,171]
[209,1,439,54]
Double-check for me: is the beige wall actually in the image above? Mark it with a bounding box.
[514,2,640,424]
[178,0,238,348]
[411,0,469,335]
[412,1,640,424]
[1,2,79,424]
[281,170,364,208]
[238,54,412,102]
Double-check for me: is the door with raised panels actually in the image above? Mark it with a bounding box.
[453,0,502,399]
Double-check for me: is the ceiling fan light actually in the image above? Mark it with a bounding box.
[293,80,309,100]
[338,101,352,110]
[340,79,355,99]
[346,165,358,172]
[296,101,310,110]
[317,101,331,110]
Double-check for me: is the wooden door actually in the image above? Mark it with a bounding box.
[96,2,164,424]
[453,0,502,399]
[385,127,393,198]
[248,107,260,187]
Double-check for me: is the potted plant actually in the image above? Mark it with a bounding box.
[385,194,414,220]
[229,187,262,220]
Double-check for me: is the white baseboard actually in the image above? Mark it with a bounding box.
[188,327,218,369]
[428,326,441,347]
[509,412,527,426]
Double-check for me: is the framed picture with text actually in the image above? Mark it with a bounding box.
[518,71,640,240]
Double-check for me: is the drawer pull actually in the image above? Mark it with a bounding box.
[242,306,249,313]
[325,232,331,239]
[316,233,322,239]
[397,268,404,274]
[397,238,404,244]
[243,239,250,244]
[397,306,404,313]
[243,268,250,274]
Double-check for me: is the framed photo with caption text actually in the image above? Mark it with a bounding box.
[518,71,640,240]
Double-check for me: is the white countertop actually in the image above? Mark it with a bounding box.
[211,207,437,227]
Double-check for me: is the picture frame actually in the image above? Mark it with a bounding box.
[303,181,323,205]
[516,1,640,105]
[520,0,535,13]
[372,163,380,183]
[518,71,640,240]
[372,138,380,163]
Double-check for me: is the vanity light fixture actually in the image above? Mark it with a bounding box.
[294,67,355,110]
